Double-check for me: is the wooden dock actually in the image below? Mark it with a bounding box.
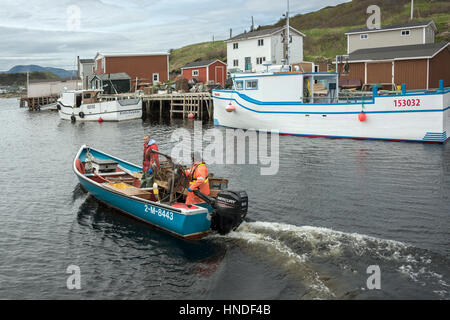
[20,95,59,110]
[142,92,213,120]
[102,92,214,120]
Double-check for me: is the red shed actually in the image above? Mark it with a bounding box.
[94,52,170,90]
[181,59,227,87]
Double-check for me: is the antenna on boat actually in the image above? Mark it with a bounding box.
[286,0,290,66]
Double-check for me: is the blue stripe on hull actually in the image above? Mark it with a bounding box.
[213,123,448,144]
[423,131,447,142]
[213,96,449,114]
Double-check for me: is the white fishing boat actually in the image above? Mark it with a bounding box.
[212,72,449,143]
[57,89,142,122]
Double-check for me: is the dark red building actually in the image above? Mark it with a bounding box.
[180,59,227,87]
[94,52,170,89]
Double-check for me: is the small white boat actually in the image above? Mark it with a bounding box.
[57,89,142,122]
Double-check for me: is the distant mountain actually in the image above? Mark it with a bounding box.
[0,71,60,86]
[7,65,76,79]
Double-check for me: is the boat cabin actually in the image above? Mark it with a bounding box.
[59,89,103,108]
[231,72,339,104]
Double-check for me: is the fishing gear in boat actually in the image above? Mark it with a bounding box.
[74,145,249,239]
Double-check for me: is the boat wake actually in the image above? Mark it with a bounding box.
[210,221,450,299]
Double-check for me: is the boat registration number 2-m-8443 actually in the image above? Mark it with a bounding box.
[144,204,174,221]
[394,99,421,107]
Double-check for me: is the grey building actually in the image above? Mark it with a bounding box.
[89,72,131,94]
[77,57,95,89]
[345,20,437,54]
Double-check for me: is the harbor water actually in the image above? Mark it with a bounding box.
[0,98,449,299]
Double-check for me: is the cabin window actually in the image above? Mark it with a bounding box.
[245,80,258,90]
[192,70,199,76]
[233,59,239,67]
[83,93,91,99]
[256,57,266,65]
[233,43,238,49]
[258,39,264,46]
[235,80,243,90]
[401,30,410,36]
[360,34,368,39]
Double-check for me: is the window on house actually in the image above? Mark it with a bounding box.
[256,57,266,65]
[235,80,243,90]
[246,80,258,90]
[233,59,239,67]
[401,30,410,36]
[258,39,264,46]
[153,73,159,83]
[360,34,368,39]
[192,70,199,76]
[233,43,238,49]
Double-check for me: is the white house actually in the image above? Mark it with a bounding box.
[226,26,305,73]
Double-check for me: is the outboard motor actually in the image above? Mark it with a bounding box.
[194,190,248,235]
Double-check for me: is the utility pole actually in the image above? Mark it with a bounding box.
[286,0,290,65]
[230,28,232,39]
[26,71,29,97]
[251,16,254,32]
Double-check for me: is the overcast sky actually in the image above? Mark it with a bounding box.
[0,0,349,71]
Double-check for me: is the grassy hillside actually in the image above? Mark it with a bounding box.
[169,0,449,71]
[0,72,60,86]
[271,0,450,61]
[169,41,226,73]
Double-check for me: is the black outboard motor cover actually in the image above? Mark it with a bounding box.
[211,191,248,235]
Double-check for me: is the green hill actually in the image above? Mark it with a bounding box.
[169,41,226,73]
[169,0,449,71]
[270,0,450,61]
[0,71,60,86]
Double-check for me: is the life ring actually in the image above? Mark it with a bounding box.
[79,111,85,118]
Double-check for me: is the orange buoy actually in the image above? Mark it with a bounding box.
[98,117,103,123]
[188,113,195,119]
[226,104,236,112]
[358,112,366,122]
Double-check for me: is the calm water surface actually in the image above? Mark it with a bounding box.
[0,98,449,299]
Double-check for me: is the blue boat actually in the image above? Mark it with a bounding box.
[73,145,248,240]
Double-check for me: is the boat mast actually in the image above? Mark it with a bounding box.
[286,0,290,66]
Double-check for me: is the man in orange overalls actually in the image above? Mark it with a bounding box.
[141,135,160,188]
[185,152,210,205]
